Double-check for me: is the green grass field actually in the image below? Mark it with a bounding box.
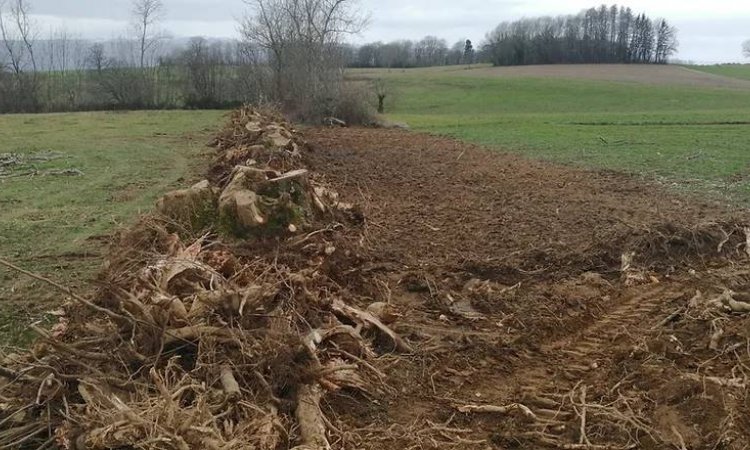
[688,64,750,81]
[0,110,224,346]
[362,66,750,204]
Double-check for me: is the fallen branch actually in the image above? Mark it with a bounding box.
[31,325,111,362]
[709,290,750,313]
[0,365,38,383]
[0,257,129,323]
[163,326,236,346]
[513,432,637,450]
[456,403,538,421]
[291,383,331,450]
[331,300,412,353]
[671,425,688,450]
[578,385,590,446]
[652,308,685,330]
[684,373,746,389]
[220,365,241,400]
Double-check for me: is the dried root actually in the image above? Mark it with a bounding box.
[0,107,406,449]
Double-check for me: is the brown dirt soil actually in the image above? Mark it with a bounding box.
[460,64,750,88]
[351,64,750,88]
[303,127,750,449]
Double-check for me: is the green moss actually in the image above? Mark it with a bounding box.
[217,208,245,238]
[260,201,306,234]
[217,189,309,240]
[257,179,307,203]
[187,196,219,233]
[157,188,220,238]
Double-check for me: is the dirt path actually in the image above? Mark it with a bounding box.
[306,127,750,449]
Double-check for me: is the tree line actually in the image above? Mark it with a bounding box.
[484,5,678,66]
[348,37,476,68]
[1,1,681,117]
[0,0,277,113]
[0,0,370,120]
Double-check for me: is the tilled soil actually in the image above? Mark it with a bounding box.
[306,127,733,273]
[305,127,750,449]
[460,64,750,89]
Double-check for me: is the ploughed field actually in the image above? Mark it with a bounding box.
[2,107,750,449]
[354,63,750,88]
[352,64,750,205]
[304,126,750,449]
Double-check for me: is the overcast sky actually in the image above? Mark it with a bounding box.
[25,0,750,63]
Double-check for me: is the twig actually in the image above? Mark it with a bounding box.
[578,385,590,446]
[684,373,746,389]
[0,257,128,323]
[0,257,201,350]
[289,224,342,247]
[671,425,688,450]
[651,308,685,330]
[0,365,37,383]
[31,325,111,362]
[456,403,538,421]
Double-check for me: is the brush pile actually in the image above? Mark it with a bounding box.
[0,107,407,449]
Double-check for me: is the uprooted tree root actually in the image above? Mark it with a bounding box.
[0,107,407,449]
[616,222,750,269]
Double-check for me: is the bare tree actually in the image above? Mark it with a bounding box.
[415,36,447,66]
[182,36,223,107]
[0,0,38,111]
[234,40,271,104]
[132,0,163,68]
[448,39,464,65]
[86,43,106,72]
[12,0,35,71]
[373,78,387,113]
[654,19,677,64]
[241,0,367,120]
[0,0,36,75]
[743,40,750,59]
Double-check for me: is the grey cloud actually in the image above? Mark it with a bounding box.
[29,0,243,21]
[26,0,131,19]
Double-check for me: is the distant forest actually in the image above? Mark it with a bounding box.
[484,5,678,66]
[347,38,477,69]
[351,4,679,68]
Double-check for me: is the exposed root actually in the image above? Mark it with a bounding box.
[0,107,408,449]
[456,403,538,421]
[292,384,331,450]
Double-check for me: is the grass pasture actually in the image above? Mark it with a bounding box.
[356,64,750,204]
[0,110,224,346]
[687,64,750,81]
